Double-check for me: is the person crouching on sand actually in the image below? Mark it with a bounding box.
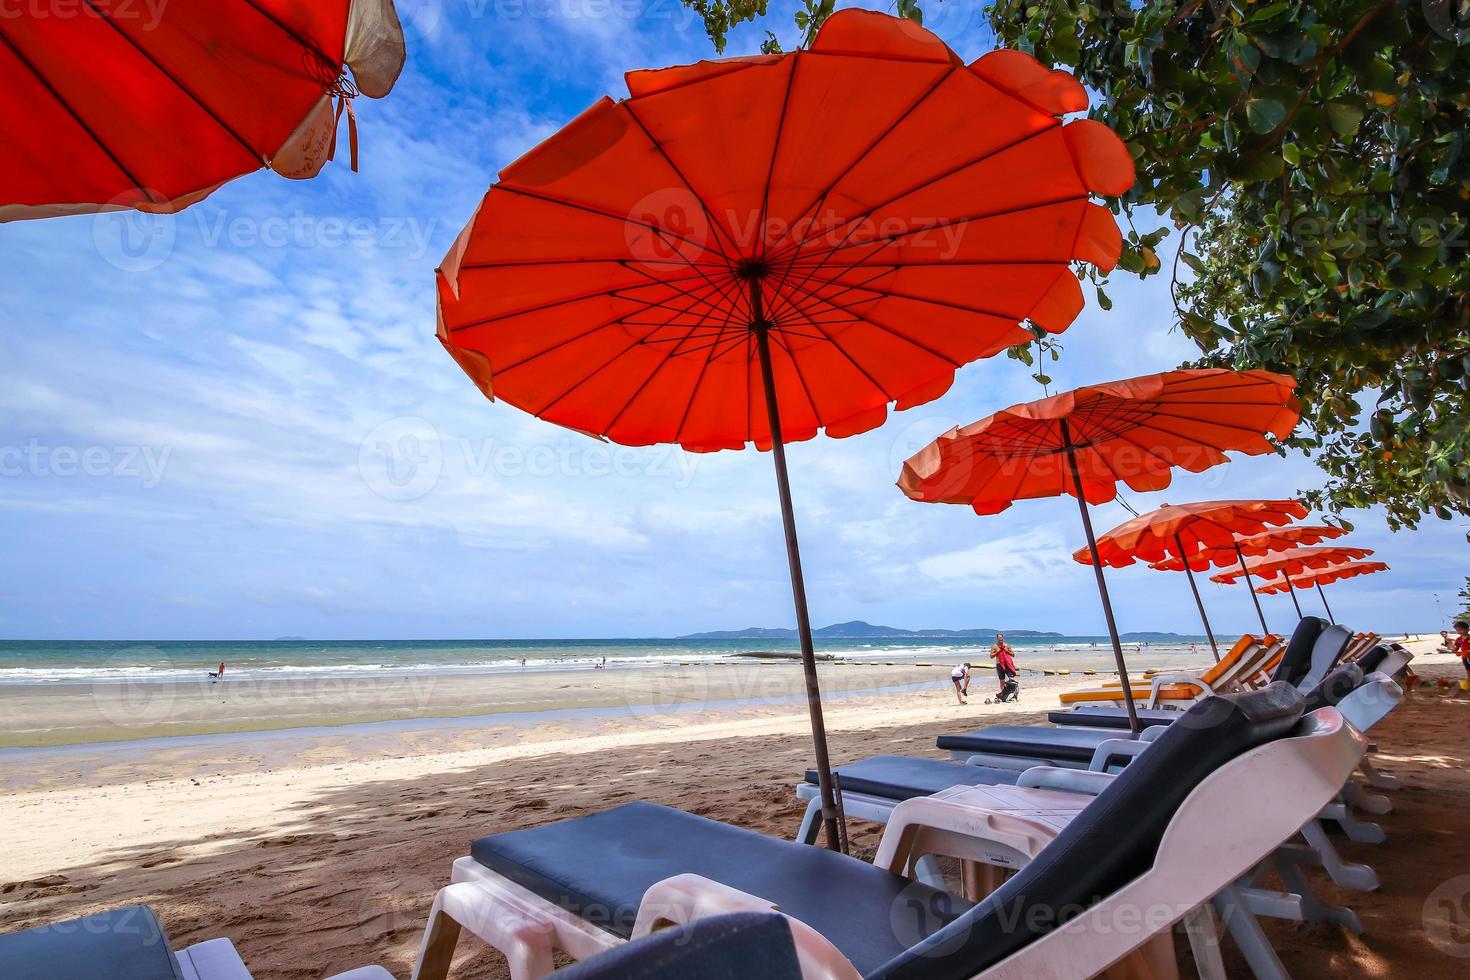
[950,662,972,704]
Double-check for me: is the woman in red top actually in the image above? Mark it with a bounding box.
[988,634,1018,702]
[1454,621,1470,678]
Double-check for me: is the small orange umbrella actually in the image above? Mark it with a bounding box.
[438,10,1133,848]
[2,0,405,220]
[900,368,1300,731]
[1255,561,1390,622]
[1076,499,1308,658]
[1212,545,1375,619]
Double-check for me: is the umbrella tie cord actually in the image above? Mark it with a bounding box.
[328,74,361,172]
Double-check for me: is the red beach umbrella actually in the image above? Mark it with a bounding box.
[1212,545,1375,619]
[436,10,1134,848]
[1,0,406,220]
[899,368,1300,731]
[1075,499,1309,659]
[1254,561,1389,622]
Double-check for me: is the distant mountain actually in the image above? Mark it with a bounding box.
[678,620,1063,640]
[1118,631,1188,640]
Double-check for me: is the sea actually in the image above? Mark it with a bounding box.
[0,636,1211,685]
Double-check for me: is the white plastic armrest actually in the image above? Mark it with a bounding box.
[175,939,253,980]
[634,874,861,980]
[1088,737,1151,771]
[873,797,1060,875]
[1017,766,1117,796]
[327,968,396,980]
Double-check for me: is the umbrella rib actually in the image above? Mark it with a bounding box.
[767,65,959,260]
[238,0,343,79]
[756,53,800,263]
[492,185,728,267]
[769,121,1065,261]
[761,256,895,326]
[772,292,896,404]
[0,29,152,199]
[619,101,743,265]
[771,268,965,367]
[532,276,724,417]
[84,0,265,163]
[444,266,719,334]
[763,326,827,431]
[458,257,731,271]
[618,257,751,345]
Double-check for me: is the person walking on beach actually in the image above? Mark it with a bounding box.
[950,662,971,704]
[207,662,225,683]
[988,635,1018,703]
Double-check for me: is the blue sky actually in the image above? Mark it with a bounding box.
[1,1,1465,640]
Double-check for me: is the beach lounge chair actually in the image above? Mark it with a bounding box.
[1054,633,1283,710]
[1041,618,1345,737]
[410,686,1362,980]
[0,904,390,980]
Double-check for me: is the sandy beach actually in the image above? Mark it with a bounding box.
[2,639,1467,978]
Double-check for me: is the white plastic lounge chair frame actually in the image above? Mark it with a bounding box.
[176,937,390,980]
[410,708,1364,980]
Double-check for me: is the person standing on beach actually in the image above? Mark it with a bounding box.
[1454,621,1470,679]
[989,635,1017,700]
[950,662,971,704]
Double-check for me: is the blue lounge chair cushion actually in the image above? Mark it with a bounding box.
[873,684,1306,980]
[1302,663,1363,713]
[0,905,184,980]
[1271,617,1327,686]
[552,912,802,979]
[1046,707,1179,730]
[470,801,971,976]
[935,724,1125,763]
[806,755,1019,800]
[1299,624,1352,690]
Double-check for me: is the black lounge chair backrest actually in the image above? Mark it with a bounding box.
[1299,624,1353,690]
[870,683,1306,980]
[1270,616,1327,686]
[1302,663,1363,713]
[554,913,802,980]
[1354,644,1390,675]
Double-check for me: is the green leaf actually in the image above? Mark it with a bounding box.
[1246,94,1287,135]
[1325,99,1366,137]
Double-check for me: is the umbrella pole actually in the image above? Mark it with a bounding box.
[1174,532,1220,662]
[1061,421,1140,734]
[1233,542,1271,636]
[1316,582,1336,624]
[1281,567,1304,619]
[751,301,841,852]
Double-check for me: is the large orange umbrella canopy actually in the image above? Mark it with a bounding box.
[1146,523,1347,572]
[1256,561,1389,594]
[1212,545,1375,584]
[899,370,1300,514]
[436,9,1133,452]
[1,0,405,221]
[1075,499,1309,569]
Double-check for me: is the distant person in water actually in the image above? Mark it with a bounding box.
[988,635,1018,702]
[207,662,225,683]
[950,662,971,704]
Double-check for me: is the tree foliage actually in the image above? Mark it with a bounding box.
[683,0,1470,536]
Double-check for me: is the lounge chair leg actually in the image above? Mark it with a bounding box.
[1212,885,1290,980]
[1267,863,1364,934]
[960,860,1006,901]
[1358,758,1401,791]
[1319,803,1386,844]
[411,902,463,980]
[1299,822,1380,892]
[796,797,824,845]
[1343,781,1393,816]
[1181,905,1227,980]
